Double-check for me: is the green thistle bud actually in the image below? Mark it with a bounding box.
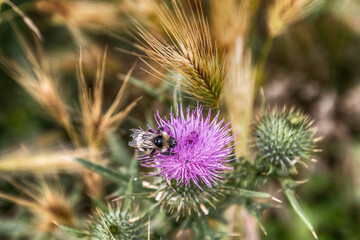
[88,206,146,240]
[255,108,318,174]
[145,178,225,221]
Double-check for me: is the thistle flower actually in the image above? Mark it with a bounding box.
[267,0,322,37]
[133,0,225,108]
[139,104,235,190]
[87,206,146,240]
[255,108,318,174]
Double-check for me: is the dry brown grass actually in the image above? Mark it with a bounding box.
[210,0,258,51]
[77,48,141,197]
[35,0,120,45]
[0,176,76,232]
[0,147,86,174]
[225,40,256,158]
[268,0,322,37]
[77,48,141,148]
[0,31,72,134]
[35,0,120,30]
[2,0,43,40]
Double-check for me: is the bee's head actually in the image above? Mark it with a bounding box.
[169,137,177,148]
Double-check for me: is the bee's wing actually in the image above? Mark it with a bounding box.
[128,129,157,149]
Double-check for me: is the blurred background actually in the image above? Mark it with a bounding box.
[0,0,360,240]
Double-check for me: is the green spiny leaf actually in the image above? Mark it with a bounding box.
[280,178,318,239]
[106,132,132,166]
[235,188,281,203]
[76,158,129,184]
[126,75,161,99]
[59,225,90,238]
[245,201,272,235]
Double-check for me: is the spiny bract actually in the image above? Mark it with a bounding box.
[255,108,317,174]
[147,178,226,220]
[88,206,146,240]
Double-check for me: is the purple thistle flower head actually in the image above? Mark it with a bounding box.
[139,104,235,190]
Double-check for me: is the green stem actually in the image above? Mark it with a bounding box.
[255,37,274,89]
[280,178,318,239]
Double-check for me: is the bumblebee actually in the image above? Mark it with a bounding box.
[128,127,177,156]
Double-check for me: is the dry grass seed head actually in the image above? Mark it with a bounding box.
[268,0,323,37]
[2,0,43,40]
[77,48,141,148]
[35,0,120,30]
[210,0,256,51]
[0,176,76,232]
[121,0,159,29]
[36,0,121,46]
[0,32,72,132]
[133,0,224,108]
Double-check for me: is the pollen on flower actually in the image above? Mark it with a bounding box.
[139,104,236,190]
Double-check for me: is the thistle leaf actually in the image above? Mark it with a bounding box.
[120,74,161,99]
[281,178,318,239]
[245,201,272,235]
[59,225,90,238]
[106,132,132,166]
[236,188,281,203]
[76,158,129,184]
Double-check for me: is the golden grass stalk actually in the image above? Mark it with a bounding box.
[133,0,225,108]
[225,39,256,159]
[211,0,257,155]
[211,2,260,238]
[0,31,73,135]
[331,0,360,36]
[121,0,159,29]
[210,0,258,52]
[223,37,259,240]
[268,0,322,37]
[257,0,322,88]
[77,49,140,197]
[0,147,85,174]
[77,48,141,148]
[2,0,43,40]
[35,0,120,45]
[35,0,120,30]
[0,176,76,232]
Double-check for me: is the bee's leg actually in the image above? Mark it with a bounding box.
[150,149,157,157]
[161,150,176,156]
[157,127,165,134]
[147,129,156,133]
